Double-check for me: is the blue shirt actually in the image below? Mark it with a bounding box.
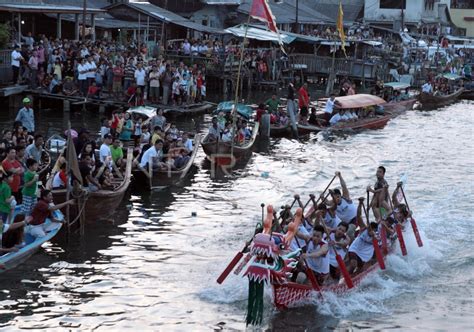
[15,107,35,132]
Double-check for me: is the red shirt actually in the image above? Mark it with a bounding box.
[298,87,309,108]
[59,170,67,185]
[111,114,119,129]
[126,86,137,97]
[30,199,51,225]
[113,66,124,82]
[88,86,100,95]
[1,159,23,192]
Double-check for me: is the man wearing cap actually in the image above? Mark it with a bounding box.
[11,45,24,84]
[15,98,35,133]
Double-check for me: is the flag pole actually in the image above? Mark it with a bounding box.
[230,15,252,158]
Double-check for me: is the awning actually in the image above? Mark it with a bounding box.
[335,94,386,109]
[384,82,411,90]
[362,40,383,47]
[215,101,253,119]
[0,3,104,14]
[225,26,295,44]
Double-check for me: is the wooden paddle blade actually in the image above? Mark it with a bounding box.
[410,218,423,247]
[395,223,408,256]
[305,266,322,292]
[380,226,388,255]
[372,237,386,270]
[335,253,354,289]
[217,252,244,284]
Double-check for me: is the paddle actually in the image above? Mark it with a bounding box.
[399,184,423,247]
[363,193,385,270]
[387,186,407,256]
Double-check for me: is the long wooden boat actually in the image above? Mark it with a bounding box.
[383,98,417,116]
[418,88,464,109]
[133,134,202,189]
[0,214,62,273]
[48,148,133,222]
[201,123,259,163]
[162,102,215,117]
[270,123,290,137]
[460,89,474,100]
[297,123,323,135]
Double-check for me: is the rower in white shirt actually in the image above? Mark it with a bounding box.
[301,225,329,285]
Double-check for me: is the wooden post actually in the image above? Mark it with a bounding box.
[57,13,62,39]
[91,13,96,42]
[74,14,80,41]
[17,12,21,45]
[99,104,105,114]
[63,99,70,112]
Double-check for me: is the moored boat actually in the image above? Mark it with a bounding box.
[47,148,133,222]
[381,82,417,116]
[418,88,464,109]
[0,212,63,273]
[162,101,215,117]
[201,122,259,163]
[270,123,291,137]
[133,134,202,189]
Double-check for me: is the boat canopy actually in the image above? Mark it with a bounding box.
[335,94,386,109]
[126,106,157,119]
[384,82,411,90]
[215,101,253,119]
[441,73,463,81]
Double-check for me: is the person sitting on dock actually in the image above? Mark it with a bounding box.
[29,190,74,238]
[87,81,101,100]
[25,134,43,163]
[15,98,35,134]
[62,77,79,96]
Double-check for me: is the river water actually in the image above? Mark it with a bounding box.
[0,100,473,331]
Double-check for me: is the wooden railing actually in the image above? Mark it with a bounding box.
[0,49,12,83]
[289,54,380,79]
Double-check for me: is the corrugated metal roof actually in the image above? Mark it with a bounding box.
[226,24,324,44]
[201,0,241,4]
[303,0,364,23]
[238,0,331,24]
[111,1,227,34]
[45,13,144,29]
[0,3,104,13]
[43,0,110,9]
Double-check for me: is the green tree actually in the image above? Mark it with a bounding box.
[0,23,10,49]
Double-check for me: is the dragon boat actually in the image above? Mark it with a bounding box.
[218,193,421,326]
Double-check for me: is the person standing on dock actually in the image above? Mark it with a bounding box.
[15,98,35,133]
[11,45,24,85]
[112,61,124,100]
[77,58,88,96]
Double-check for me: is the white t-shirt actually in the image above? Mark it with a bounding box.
[149,71,160,88]
[348,229,374,262]
[184,139,193,151]
[135,69,146,86]
[306,240,329,274]
[290,224,311,251]
[329,113,342,126]
[99,143,112,164]
[86,61,97,78]
[328,233,348,267]
[11,50,23,67]
[52,171,65,188]
[336,197,357,223]
[140,146,162,168]
[422,83,432,93]
[324,212,341,229]
[324,98,335,114]
[77,64,88,80]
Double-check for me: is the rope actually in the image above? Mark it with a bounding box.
[67,187,90,227]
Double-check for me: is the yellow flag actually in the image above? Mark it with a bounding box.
[337,1,347,57]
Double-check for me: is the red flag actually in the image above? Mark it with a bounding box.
[250,0,278,33]
[250,0,285,52]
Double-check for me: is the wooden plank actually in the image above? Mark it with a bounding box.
[0,85,28,97]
